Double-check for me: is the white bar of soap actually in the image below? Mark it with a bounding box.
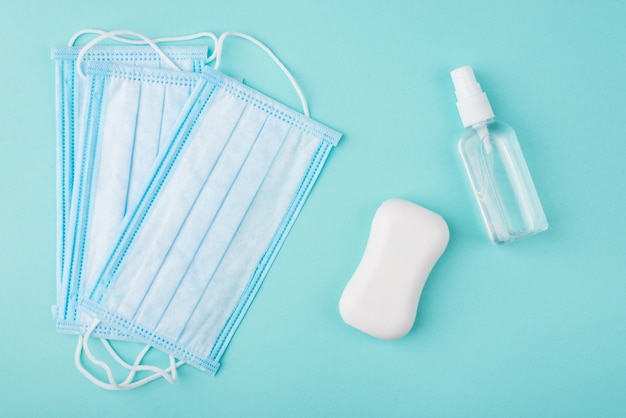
[339,199,449,340]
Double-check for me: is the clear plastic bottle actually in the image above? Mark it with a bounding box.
[451,66,548,244]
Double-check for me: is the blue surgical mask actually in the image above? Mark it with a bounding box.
[80,32,341,375]
[53,37,209,335]
[63,62,204,340]
[55,30,219,390]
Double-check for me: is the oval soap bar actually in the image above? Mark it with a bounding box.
[339,199,449,340]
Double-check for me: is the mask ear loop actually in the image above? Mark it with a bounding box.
[152,32,219,63]
[75,320,184,390]
[68,28,151,47]
[212,31,310,117]
[69,28,218,68]
[75,30,181,79]
[98,338,184,385]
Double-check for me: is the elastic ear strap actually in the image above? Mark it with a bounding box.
[213,31,310,117]
[68,28,149,47]
[99,338,183,385]
[153,32,219,63]
[75,339,184,390]
[75,30,181,78]
[74,321,184,390]
[69,29,218,63]
[100,338,176,385]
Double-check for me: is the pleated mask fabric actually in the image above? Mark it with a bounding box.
[58,60,203,338]
[81,63,341,374]
[52,45,208,334]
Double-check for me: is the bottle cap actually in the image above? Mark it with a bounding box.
[451,65,494,127]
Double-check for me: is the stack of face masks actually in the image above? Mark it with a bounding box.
[52,29,341,389]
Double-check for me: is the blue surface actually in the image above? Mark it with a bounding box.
[1,1,625,416]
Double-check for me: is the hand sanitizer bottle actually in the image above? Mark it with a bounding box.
[451,65,548,244]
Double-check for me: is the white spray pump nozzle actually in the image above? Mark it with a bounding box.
[451,65,494,128]
[451,66,482,101]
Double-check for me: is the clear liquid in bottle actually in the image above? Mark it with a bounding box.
[451,66,548,244]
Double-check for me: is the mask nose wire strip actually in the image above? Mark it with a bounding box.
[212,31,310,117]
[75,29,181,78]
[68,29,219,63]
[74,320,184,390]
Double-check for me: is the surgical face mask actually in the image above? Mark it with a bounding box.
[56,30,223,390]
[81,32,341,374]
[53,35,209,334]
[62,63,204,340]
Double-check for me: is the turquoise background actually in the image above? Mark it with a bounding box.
[1,0,625,416]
